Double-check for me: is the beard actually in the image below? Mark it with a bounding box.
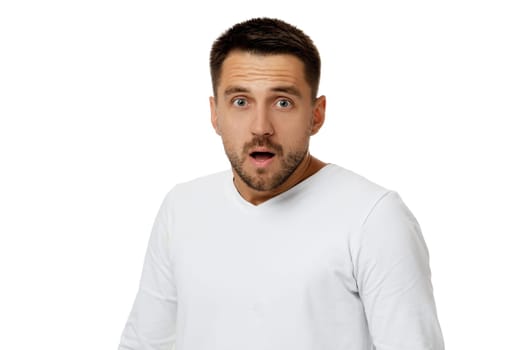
[225,136,308,192]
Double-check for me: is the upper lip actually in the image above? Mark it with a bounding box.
[249,147,275,156]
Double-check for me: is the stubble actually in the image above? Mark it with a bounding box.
[225,136,308,192]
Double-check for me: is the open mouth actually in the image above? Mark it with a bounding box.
[249,151,275,162]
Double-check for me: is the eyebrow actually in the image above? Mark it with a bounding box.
[223,85,303,98]
[224,86,250,96]
[271,86,302,97]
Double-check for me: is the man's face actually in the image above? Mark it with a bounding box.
[210,51,325,192]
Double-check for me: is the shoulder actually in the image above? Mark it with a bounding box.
[327,165,416,227]
[318,164,390,206]
[162,170,231,207]
[296,164,399,229]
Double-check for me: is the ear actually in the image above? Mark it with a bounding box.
[310,95,326,135]
[210,96,221,135]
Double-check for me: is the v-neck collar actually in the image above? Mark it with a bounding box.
[225,164,335,210]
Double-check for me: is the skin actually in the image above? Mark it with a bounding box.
[210,50,327,205]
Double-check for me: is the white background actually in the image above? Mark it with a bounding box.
[1,0,524,348]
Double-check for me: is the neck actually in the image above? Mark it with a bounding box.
[233,154,326,206]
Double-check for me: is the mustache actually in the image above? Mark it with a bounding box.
[242,136,284,156]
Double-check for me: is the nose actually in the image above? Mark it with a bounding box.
[250,106,274,137]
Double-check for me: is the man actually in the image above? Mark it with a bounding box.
[119,18,444,350]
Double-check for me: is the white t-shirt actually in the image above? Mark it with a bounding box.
[119,164,444,350]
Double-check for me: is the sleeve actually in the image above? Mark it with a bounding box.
[353,191,444,350]
[118,193,178,350]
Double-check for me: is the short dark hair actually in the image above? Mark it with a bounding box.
[210,18,321,100]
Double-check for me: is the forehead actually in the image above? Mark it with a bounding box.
[218,51,308,93]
